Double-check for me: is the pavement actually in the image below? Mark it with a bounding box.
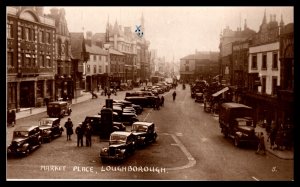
[9,86,294,160]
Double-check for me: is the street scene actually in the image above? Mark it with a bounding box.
[6,7,294,181]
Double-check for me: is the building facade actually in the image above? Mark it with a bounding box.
[7,6,56,110]
[47,8,73,100]
[180,51,219,83]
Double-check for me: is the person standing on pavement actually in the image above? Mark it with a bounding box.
[64,118,73,141]
[172,91,177,101]
[160,95,165,107]
[85,124,92,147]
[75,123,84,147]
[256,132,266,155]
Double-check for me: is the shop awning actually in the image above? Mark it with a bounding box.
[212,87,229,97]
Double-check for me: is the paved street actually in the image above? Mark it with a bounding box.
[6,85,293,180]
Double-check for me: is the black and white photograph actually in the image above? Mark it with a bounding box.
[5,6,294,181]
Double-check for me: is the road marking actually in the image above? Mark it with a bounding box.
[176,132,183,136]
[252,176,259,181]
[143,109,153,121]
[166,134,196,171]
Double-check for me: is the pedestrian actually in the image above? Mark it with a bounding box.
[85,124,92,147]
[11,109,16,127]
[160,95,165,107]
[256,132,266,155]
[64,118,74,141]
[156,97,160,110]
[75,123,84,147]
[172,91,176,101]
[104,87,107,96]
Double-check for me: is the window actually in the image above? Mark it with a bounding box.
[94,65,96,73]
[7,52,13,67]
[273,53,278,69]
[46,56,51,67]
[87,65,90,73]
[31,30,35,41]
[98,65,102,73]
[251,55,257,69]
[65,41,69,56]
[261,76,266,94]
[40,55,45,67]
[272,76,277,95]
[185,66,189,71]
[25,55,31,67]
[39,30,44,43]
[57,39,62,55]
[45,32,50,44]
[262,54,267,69]
[25,28,30,41]
[94,55,97,61]
[7,24,13,38]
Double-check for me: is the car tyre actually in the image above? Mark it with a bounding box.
[24,148,30,156]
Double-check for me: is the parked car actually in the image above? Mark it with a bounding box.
[99,131,136,163]
[195,93,204,103]
[113,112,139,126]
[131,122,157,147]
[219,102,259,147]
[38,118,64,143]
[47,101,72,118]
[125,96,157,108]
[82,115,126,135]
[7,126,42,156]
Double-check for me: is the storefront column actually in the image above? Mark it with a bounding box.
[33,80,37,107]
[43,79,47,100]
[16,81,20,111]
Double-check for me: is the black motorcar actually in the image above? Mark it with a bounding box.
[47,101,72,118]
[125,96,157,108]
[38,118,64,143]
[7,126,42,156]
[195,93,204,103]
[82,115,126,135]
[131,122,157,147]
[99,131,136,163]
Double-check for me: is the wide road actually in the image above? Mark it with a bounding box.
[6,85,293,181]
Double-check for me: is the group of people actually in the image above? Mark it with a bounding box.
[64,118,92,147]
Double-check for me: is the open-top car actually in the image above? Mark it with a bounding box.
[38,118,64,143]
[99,131,136,163]
[7,126,42,156]
[131,122,157,147]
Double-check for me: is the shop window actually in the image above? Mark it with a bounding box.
[36,81,44,98]
[272,76,277,95]
[251,55,257,69]
[272,53,278,69]
[261,76,266,94]
[262,53,267,70]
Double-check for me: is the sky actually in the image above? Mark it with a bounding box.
[44,6,293,62]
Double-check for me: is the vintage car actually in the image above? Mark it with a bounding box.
[131,122,157,147]
[125,96,157,108]
[113,100,143,114]
[82,115,126,135]
[113,112,139,126]
[38,118,64,143]
[191,80,207,98]
[99,131,136,163]
[47,101,72,118]
[219,102,259,147]
[195,92,204,103]
[7,126,42,156]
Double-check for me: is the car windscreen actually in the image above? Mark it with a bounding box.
[110,134,127,144]
[13,131,29,137]
[132,124,148,132]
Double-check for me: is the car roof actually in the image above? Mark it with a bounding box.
[132,122,154,126]
[15,125,38,131]
[111,131,132,136]
[39,118,60,121]
[221,102,252,109]
[86,115,101,118]
[48,101,68,104]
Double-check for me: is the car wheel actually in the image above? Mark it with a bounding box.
[38,139,42,145]
[234,137,240,147]
[222,128,228,138]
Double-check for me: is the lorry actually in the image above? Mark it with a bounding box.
[219,102,259,147]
